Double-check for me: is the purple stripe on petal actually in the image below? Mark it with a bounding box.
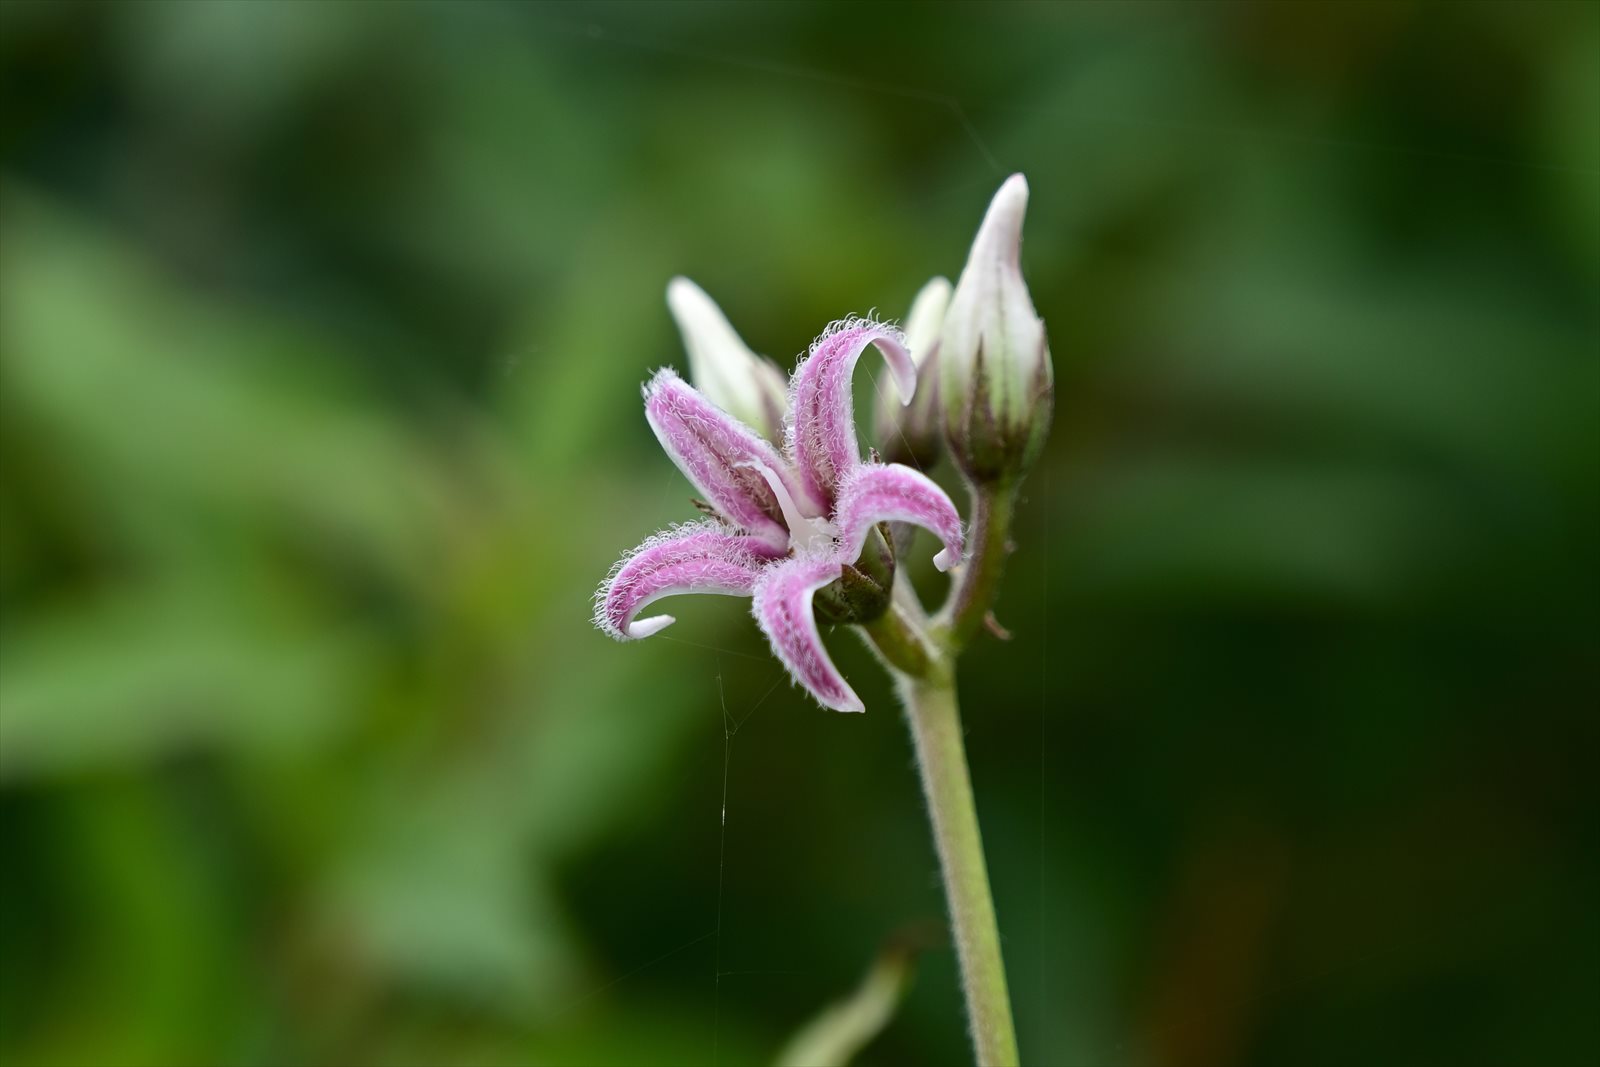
[595,521,776,640]
[645,369,816,550]
[834,463,964,572]
[751,556,864,713]
[786,318,915,507]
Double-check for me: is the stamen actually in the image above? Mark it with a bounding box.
[737,461,838,555]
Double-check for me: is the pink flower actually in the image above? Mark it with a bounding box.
[594,317,963,712]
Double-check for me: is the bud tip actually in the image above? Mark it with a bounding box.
[971,173,1029,267]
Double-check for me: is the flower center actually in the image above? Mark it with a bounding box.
[740,461,838,556]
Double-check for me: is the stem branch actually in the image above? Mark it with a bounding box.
[942,482,1017,650]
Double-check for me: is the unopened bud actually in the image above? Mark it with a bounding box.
[874,277,951,468]
[666,277,790,442]
[939,174,1053,484]
[813,523,896,626]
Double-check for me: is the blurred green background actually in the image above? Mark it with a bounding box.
[1,2,1596,1065]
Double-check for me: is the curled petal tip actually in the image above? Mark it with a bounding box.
[833,464,964,575]
[595,522,770,640]
[627,615,676,639]
[787,318,916,504]
[665,274,698,303]
[896,354,922,405]
[875,278,951,466]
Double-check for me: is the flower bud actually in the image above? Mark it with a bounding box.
[939,174,1054,484]
[812,522,896,626]
[873,276,951,468]
[666,277,790,441]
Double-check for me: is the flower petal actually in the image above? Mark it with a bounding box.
[786,318,916,507]
[751,556,864,713]
[834,463,964,572]
[645,369,818,549]
[595,521,778,640]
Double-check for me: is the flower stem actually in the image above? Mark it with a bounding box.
[941,482,1017,650]
[861,480,1024,1063]
[899,668,1018,1066]
[861,600,936,678]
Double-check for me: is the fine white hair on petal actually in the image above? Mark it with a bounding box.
[833,462,966,573]
[797,314,904,367]
[783,316,915,508]
[750,555,864,713]
[592,518,707,636]
[592,519,773,640]
[642,367,809,551]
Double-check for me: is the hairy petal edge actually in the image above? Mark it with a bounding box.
[595,521,777,640]
[786,318,915,507]
[752,555,864,712]
[645,369,814,550]
[834,462,965,572]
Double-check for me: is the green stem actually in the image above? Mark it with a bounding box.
[899,669,1018,1066]
[859,482,1023,1063]
[861,601,937,678]
[941,482,1017,650]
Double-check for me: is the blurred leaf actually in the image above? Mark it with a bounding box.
[775,941,916,1067]
[0,575,374,778]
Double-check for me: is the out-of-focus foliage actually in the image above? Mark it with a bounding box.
[0,2,1595,1065]
[776,937,920,1067]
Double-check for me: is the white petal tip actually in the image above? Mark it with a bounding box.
[933,548,959,572]
[626,615,675,639]
[988,175,1028,225]
[665,278,737,344]
[666,276,702,306]
[916,276,955,303]
[991,175,1029,222]
[969,175,1030,268]
[831,697,866,714]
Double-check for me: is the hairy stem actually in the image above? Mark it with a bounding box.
[941,481,1017,650]
[861,601,937,678]
[862,478,1023,1063]
[900,669,1018,1066]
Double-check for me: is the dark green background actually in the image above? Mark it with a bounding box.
[1,2,1596,1065]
